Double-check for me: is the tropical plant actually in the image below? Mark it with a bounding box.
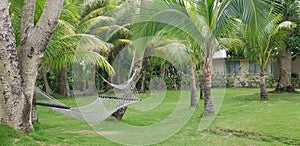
[42,0,123,95]
[227,12,296,99]
[274,0,300,92]
[132,0,283,112]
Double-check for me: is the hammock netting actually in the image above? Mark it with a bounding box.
[34,88,140,123]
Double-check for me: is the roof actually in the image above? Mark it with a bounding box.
[213,50,227,59]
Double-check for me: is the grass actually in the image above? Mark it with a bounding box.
[1,88,300,145]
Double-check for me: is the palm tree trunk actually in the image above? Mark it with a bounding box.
[161,65,166,79]
[275,47,295,92]
[57,67,71,96]
[87,65,96,94]
[112,45,151,120]
[190,60,198,106]
[203,57,214,114]
[140,56,149,93]
[112,69,141,120]
[260,70,268,100]
[140,70,146,93]
[42,67,53,94]
[199,61,204,99]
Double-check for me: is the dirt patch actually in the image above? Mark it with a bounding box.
[97,131,119,136]
[62,130,96,135]
[208,128,300,145]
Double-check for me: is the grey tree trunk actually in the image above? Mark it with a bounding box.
[190,60,198,106]
[260,71,268,100]
[0,0,64,134]
[203,57,214,114]
[0,1,24,130]
[57,67,72,96]
[275,47,295,92]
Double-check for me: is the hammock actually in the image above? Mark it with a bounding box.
[34,88,140,123]
[99,51,137,90]
[100,69,137,90]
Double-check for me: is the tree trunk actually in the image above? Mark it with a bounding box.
[160,65,166,79]
[86,65,96,94]
[275,47,295,92]
[140,52,150,93]
[20,0,64,134]
[31,95,38,123]
[112,45,151,120]
[0,0,64,134]
[190,60,198,106]
[56,67,72,96]
[199,61,204,99]
[42,67,53,94]
[203,57,214,114]
[140,70,146,93]
[0,1,24,130]
[260,71,268,100]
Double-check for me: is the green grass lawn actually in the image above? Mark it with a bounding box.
[1,88,300,145]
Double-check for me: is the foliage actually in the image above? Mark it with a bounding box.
[266,76,276,87]
[211,72,226,87]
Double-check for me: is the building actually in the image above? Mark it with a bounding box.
[212,50,275,87]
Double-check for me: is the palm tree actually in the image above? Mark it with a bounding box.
[43,0,119,96]
[224,13,296,99]
[274,0,300,92]
[133,0,281,113]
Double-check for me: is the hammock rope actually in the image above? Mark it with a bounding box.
[34,88,140,123]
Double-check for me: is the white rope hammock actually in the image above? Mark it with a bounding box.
[34,88,140,123]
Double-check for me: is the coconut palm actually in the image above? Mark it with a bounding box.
[223,14,296,99]
[42,0,126,95]
[132,0,281,113]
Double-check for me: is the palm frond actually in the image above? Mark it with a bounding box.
[81,7,105,23]
[133,0,203,45]
[60,8,80,25]
[44,50,114,75]
[76,16,116,33]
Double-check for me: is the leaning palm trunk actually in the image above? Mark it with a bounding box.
[112,63,142,119]
[260,71,268,100]
[112,46,151,119]
[190,60,198,106]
